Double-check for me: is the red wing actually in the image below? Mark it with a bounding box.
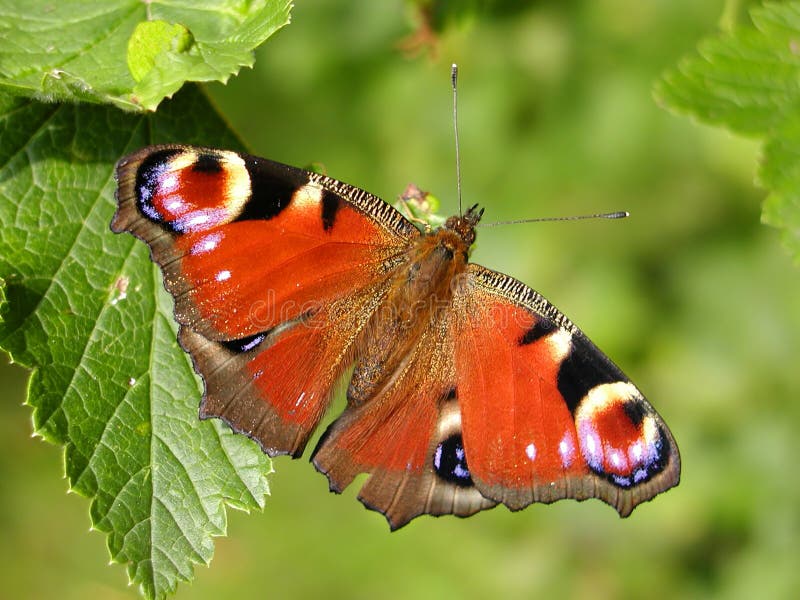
[452,265,680,516]
[312,316,495,530]
[112,145,419,456]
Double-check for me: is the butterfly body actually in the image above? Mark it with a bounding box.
[348,208,478,404]
[113,145,680,529]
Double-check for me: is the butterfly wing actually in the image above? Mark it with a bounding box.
[312,310,496,530]
[113,145,419,456]
[452,264,680,516]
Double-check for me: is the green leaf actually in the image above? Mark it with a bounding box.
[759,114,800,258]
[0,87,272,599]
[127,21,194,83]
[392,183,447,229]
[0,0,292,111]
[654,1,800,261]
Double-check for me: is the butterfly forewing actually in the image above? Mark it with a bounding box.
[113,145,416,456]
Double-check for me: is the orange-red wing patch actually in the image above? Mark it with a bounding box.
[174,216,397,339]
[454,294,588,506]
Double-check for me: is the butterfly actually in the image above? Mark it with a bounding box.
[112,145,680,529]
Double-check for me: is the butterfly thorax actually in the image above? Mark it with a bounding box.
[346,211,479,406]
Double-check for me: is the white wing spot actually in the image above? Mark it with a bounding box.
[525,442,537,462]
[191,232,222,255]
[609,449,624,470]
[558,433,575,467]
[292,183,324,208]
[162,174,179,192]
[629,441,643,462]
[585,433,597,455]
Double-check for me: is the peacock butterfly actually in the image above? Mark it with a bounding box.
[111,144,680,529]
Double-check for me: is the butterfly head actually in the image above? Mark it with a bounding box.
[444,204,484,247]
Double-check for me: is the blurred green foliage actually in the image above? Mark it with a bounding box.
[2,0,799,598]
[656,0,800,261]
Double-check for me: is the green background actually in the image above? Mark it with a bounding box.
[2,0,799,598]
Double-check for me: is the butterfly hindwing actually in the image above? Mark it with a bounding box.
[113,145,418,456]
[178,288,383,456]
[452,264,680,515]
[312,312,496,529]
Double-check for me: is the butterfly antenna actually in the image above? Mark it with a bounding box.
[481,211,630,227]
[452,64,463,216]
